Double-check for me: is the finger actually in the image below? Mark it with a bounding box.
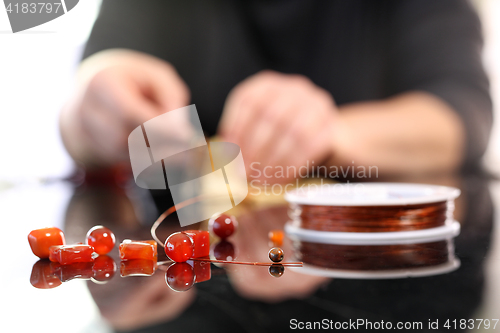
[91,71,160,127]
[145,63,191,112]
[269,111,334,178]
[226,86,276,155]
[265,106,319,171]
[219,71,279,141]
[244,94,299,167]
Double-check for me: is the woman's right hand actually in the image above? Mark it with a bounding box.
[60,49,191,167]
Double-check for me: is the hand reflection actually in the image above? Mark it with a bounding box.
[224,206,329,303]
[88,270,195,331]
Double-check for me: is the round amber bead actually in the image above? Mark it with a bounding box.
[268,247,284,263]
[165,232,194,262]
[86,226,116,255]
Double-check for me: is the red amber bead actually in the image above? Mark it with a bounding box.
[120,259,157,277]
[30,260,61,289]
[166,262,195,292]
[209,213,237,239]
[183,230,210,258]
[92,255,117,282]
[165,232,194,263]
[119,240,157,261]
[212,241,235,261]
[49,244,95,265]
[186,260,211,283]
[28,227,65,259]
[86,226,116,255]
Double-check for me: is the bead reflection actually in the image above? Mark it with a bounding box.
[120,259,157,277]
[30,260,62,289]
[212,240,235,261]
[92,255,117,283]
[52,262,94,282]
[187,260,211,283]
[291,239,460,279]
[165,260,213,292]
[30,256,120,289]
[269,264,285,278]
[165,262,195,292]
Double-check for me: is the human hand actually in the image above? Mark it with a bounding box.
[218,71,339,182]
[60,49,191,166]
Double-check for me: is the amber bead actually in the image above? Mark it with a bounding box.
[49,245,63,262]
[268,230,284,247]
[120,259,157,277]
[92,255,117,282]
[165,262,195,292]
[268,247,284,263]
[182,230,210,258]
[30,260,62,289]
[209,213,237,239]
[269,264,285,278]
[119,240,157,261]
[28,227,65,259]
[49,244,95,265]
[86,226,116,255]
[165,232,194,263]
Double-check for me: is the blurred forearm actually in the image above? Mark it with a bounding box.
[330,91,466,176]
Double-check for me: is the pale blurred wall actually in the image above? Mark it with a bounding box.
[472,1,500,330]
[477,0,500,173]
[0,0,101,182]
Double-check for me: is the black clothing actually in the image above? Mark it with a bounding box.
[84,0,492,170]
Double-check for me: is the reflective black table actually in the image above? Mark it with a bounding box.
[3,174,499,333]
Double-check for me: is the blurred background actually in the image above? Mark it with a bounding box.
[1,1,500,332]
[1,0,500,182]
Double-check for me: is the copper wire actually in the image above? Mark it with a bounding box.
[150,197,304,267]
[291,201,450,232]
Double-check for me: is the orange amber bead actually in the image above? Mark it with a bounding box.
[49,244,95,265]
[120,259,157,277]
[86,226,116,255]
[28,227,65,259]
[49,245,63,262]
[30,260,62,289]
[183,230,210,258]
[119,240,157,261]
[268,230,284,247]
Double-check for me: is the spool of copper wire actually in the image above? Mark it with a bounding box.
[292,201,448,232]
[285,183,460,233]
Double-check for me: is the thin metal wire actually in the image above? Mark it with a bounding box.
[150,195,204,247]
[150,196,303,267]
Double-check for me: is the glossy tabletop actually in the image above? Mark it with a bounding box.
[2,174,500,333]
